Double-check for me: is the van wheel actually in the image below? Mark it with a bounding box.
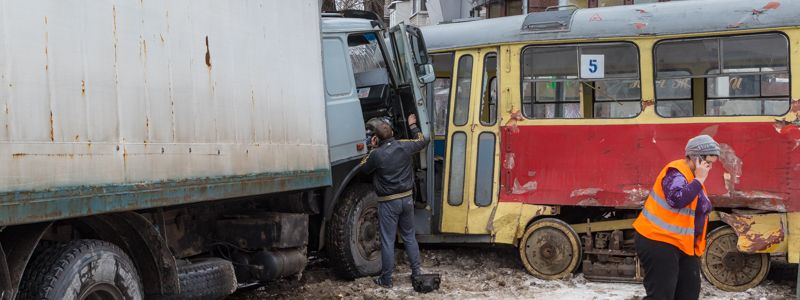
[701,226,770,292]
[152,258,237,300]
[327,184,381,279]
[18,239,143,300]
[519,218,582,280]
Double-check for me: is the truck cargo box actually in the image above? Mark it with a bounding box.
[0,0,331,225]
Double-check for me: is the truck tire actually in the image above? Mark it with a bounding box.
[327,183,381,279]
[153,258,237,300]
[18,239,143,300]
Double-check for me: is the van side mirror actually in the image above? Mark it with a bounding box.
[419,64,435,84]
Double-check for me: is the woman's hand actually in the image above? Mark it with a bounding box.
[695,158,712,184]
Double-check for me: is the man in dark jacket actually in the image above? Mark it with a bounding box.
[360,114,429,288]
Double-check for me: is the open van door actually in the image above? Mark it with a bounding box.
[387,23,435,141]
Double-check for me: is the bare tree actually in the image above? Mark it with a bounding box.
[364,0,384,18]
[321,0,337,12]
[337,0,364,10]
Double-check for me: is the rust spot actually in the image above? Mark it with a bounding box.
[623,187,648,208]
[719,143,743,194]
[204,36,212,69]
[81,80,86,96]
[142,39,148,60]
[571,188,603,198]
[504,109,524,134]
[633,22,647,30]
[712,193,786,212]
[577,198,601,206]
[511,178,537,195]
[589,14,602,22]
[49,111,54,142]
[721,212,785,252]
[763,1,781,10]
[74,134,79,141]
[503,152,515,170]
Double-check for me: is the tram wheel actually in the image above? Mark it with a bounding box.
[519,218,582,280]
[701,226,770,292]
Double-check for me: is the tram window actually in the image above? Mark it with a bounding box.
[433,78,452,136]
[655,72,693,117]
[448,132,467,206]
[431,53,454,137]
[655,33,790,117]
[521,43,640,119]
[480,53,498,126]
[474,132,496,207]
[454,55,473,126]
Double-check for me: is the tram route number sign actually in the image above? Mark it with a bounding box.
[580,54,605,79]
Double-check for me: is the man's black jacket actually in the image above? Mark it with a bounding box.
[359,125,429,200]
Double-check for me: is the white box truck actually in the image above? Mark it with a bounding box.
[0,1,435,299]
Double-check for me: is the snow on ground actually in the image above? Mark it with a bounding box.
[231,246,796,300]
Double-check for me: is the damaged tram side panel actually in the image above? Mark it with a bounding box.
[420,0,800,292]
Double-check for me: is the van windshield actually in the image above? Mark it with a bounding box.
[348,32,387,75]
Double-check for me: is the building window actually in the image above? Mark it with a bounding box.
[521,43,641,119]
[528,0,559,13]
[654,33,790,117]
[413,0,427,14]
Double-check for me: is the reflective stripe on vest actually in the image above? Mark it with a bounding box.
[640,208,694,236]
[649,191,695,218]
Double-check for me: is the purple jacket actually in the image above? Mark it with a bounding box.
[662,168,712,239]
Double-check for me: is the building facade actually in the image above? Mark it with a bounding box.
[389,0,676,27]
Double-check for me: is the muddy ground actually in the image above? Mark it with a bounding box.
[230,246,797,300]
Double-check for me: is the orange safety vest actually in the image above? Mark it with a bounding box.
[633,159,708,256]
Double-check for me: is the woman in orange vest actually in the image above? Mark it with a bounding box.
[632,135,719,300]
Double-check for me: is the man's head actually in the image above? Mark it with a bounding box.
[685,134,720,168]
[366,117,394,141]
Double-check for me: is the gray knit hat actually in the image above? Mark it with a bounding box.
[685,135,720,157]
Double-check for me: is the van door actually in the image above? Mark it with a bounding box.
[387,23,432,141]
[322,35,367,164]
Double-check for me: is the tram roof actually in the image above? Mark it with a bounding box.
[421,0,800,51]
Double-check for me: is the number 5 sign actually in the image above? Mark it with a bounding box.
[581,54,605,79]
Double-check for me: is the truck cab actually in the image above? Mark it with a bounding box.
[319,12,435,278]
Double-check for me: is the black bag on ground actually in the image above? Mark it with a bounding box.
[411,273,441,293]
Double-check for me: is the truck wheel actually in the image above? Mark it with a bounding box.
[327,183,381,279]
[701,226,770,292]
[18,239,143,300]
[152,258,237,300]
[519,218,582,280]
